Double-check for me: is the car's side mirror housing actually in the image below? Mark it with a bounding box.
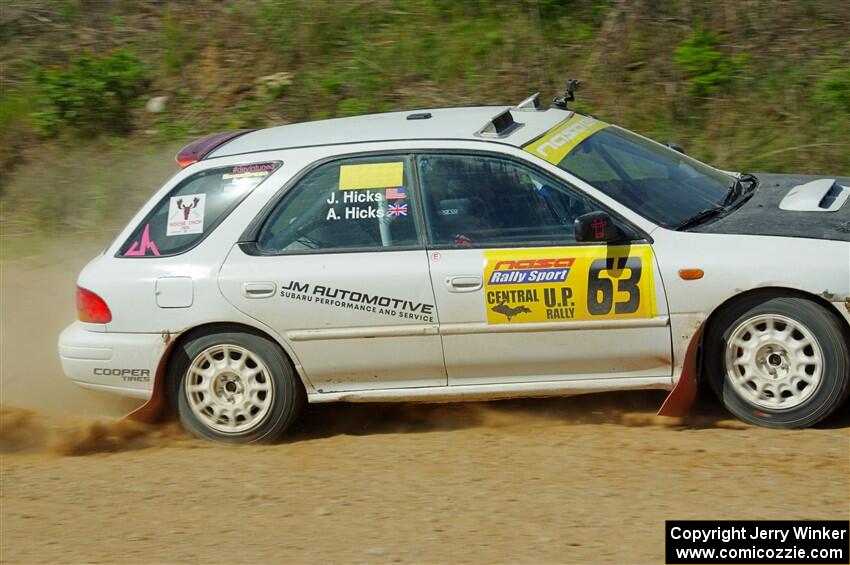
[575,211,620,243]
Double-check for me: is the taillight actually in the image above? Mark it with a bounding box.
[76,287,112,323]
[175,129,254,168]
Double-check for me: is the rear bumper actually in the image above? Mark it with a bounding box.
[58,322,163,400]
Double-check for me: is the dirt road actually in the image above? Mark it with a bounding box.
[2,243,848,564]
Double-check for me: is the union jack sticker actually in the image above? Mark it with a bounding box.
[388,203,408,217]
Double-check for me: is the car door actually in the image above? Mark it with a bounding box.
[218,154,446,393]
[417,152,672,385]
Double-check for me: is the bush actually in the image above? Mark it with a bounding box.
[675,27,748,97]
[32,49,148,136]
[814,66,850,112]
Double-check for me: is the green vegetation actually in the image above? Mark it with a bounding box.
[32,49,148,136]
[1,0,849,242]
[674,27,748,97]
[161,10,194,77]
[815,66,850,112]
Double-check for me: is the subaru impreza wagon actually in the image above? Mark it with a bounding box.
[59,91,850,442]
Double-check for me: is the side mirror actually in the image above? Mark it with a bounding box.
[575,211,619,243]
[667,142,686,155]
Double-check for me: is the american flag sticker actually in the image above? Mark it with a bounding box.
[388,203,408,217]
[386,187,407,200]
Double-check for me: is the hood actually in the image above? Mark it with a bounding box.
[691,173,850,241]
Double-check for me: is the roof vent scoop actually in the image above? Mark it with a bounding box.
[779,178,849,212]
[515,92,543,112]
[475,109,522,138]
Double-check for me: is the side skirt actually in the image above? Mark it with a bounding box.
[307,376,673,403]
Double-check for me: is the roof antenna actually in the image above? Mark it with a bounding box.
[553,79,580,109]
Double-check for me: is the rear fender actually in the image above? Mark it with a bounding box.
[125,333,178,423]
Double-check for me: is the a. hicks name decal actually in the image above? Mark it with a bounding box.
[523,114,608,165]
[280,280,435,323]
[483,246,656,324]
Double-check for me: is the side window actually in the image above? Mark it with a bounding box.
[257,155,420,253]
[120,162,281,257]
[417,154,602,247]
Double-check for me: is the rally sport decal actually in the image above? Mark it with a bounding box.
[483,245,656,324]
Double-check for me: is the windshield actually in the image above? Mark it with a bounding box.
[527,117,734,227]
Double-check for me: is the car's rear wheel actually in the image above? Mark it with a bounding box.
[171,330,304,443]
[705,296,849,428]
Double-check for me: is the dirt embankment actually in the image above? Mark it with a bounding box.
[1,242,848,564]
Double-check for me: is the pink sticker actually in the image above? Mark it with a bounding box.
[231,163,276,174]
[124,224,161,256]
[591,218,608,239]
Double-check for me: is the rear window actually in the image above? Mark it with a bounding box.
[119,161,280,257]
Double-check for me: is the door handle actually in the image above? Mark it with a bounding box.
[446,276,483,293]
[242,282,276,299]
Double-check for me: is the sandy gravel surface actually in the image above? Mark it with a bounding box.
[1,242,848,564]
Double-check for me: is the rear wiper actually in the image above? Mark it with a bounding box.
[675,205,729,230]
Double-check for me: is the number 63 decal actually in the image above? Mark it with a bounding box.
[587,256,642,315]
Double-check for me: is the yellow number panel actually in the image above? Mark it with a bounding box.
[483,245,656,324]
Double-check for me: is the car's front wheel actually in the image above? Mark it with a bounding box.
[170,330,304,443]
[705,296,849,428]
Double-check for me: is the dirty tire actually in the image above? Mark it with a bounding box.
[170,331,304,443]
[705,296,850,428]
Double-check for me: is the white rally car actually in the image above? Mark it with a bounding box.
[59,88,850,443]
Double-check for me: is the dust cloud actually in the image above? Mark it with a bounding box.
[1,241,142,418]
[0,405,190,456]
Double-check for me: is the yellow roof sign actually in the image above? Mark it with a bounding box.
[523,114,608,165]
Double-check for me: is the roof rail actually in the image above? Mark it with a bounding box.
[474,109,523,139]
